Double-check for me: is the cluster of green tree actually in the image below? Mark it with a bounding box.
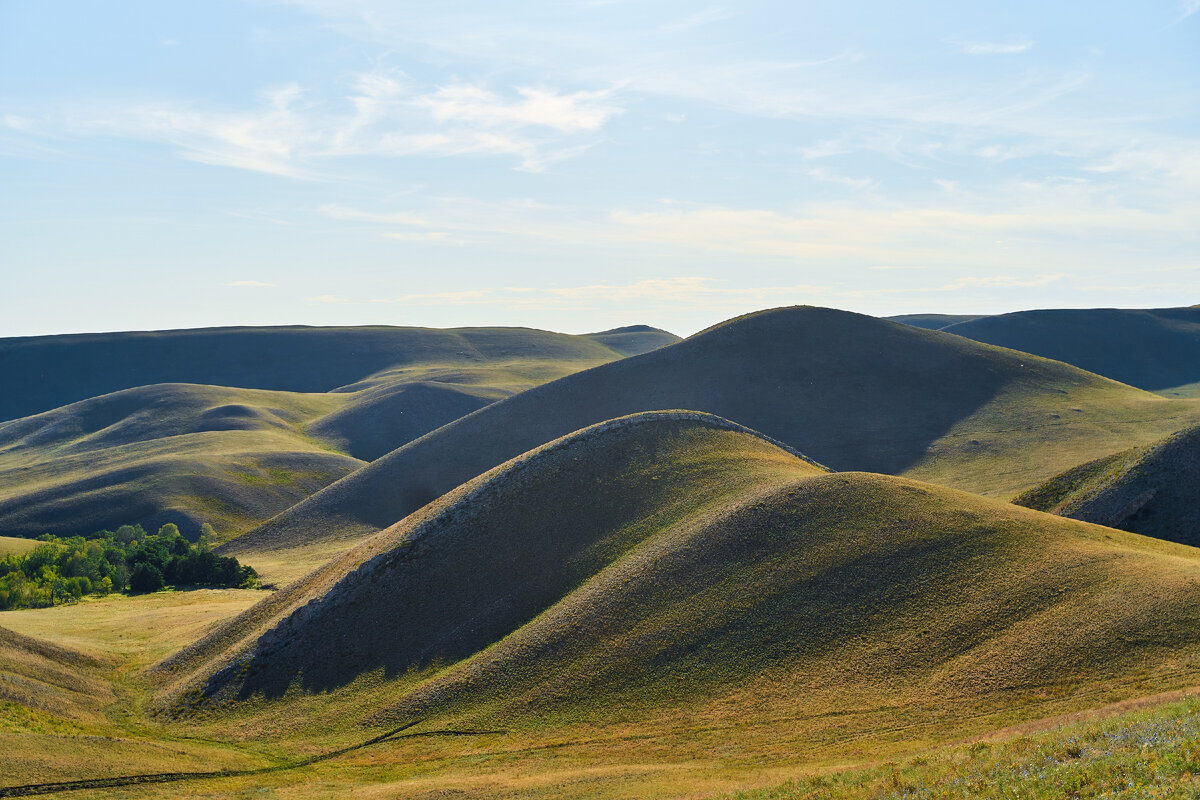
[0,523,257,610]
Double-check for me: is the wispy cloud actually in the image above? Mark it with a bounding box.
[308,294,350,303]
[27,72,622,177]
[951,38,1035,55]
[662,7,736,32]
[416,85,620,132]
[226,280,276,287]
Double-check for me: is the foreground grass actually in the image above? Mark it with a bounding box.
[723,698,1200,800]
[25,694,1200,799]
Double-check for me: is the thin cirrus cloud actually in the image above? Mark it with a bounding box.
[40,73,623,178]
[319,181,1199,271]
[951,38,1035,55]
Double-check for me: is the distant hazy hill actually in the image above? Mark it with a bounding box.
[0,325,679,538]
[223,306,1199,581]
[156,413,1200,748]
[0,324,679,423]
[886,313,984,330]
[892,306,1200,394]
[1015,423,1200,547]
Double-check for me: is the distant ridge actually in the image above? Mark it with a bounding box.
[885,313,985,330]
[0,324,677,423]
[223,305,1199,579]
[894,306,1200,394]
[1015,423,1200,547]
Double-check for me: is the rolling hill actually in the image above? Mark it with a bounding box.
[0,324,679,423]
[156,412,1200,769]
[895,306,1200,395]
[0,325,678,540]
[1014,423,1200,548]
[223,306,1200,580]
[0,384,363,540]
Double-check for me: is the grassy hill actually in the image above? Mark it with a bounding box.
[1014,423,1200,548]
[144,412,1200,798]
[896,306,1200,395]
[0,384,363,540]
[224,306,1200,580]
[0,324,678,424]
[0,326,677,539]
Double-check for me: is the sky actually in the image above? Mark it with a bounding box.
[1,1,1198,337]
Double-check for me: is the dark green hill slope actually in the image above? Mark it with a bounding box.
[1014,423,1200,547]
[887,313,985,330]
[0,384,362,539]
[0,324,668,423]
[224,306,1198,580]
[935,307,1200,394]
[583,324,682,355]
[156,413,1200,753]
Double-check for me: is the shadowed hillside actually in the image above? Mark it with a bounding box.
[923,307,1200,394]
[0,384,363,539]
[224,306,1199,579]
[1014,423,1200,547]
[582,324,682,356]
[157,412,1200,765]
[0,324,676,423]
[156,412,820,703]
[887,313,985,330]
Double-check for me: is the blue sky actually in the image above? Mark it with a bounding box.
[1,1,1197,337]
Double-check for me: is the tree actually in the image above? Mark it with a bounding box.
[129,563,165,593]
[197,523,218,552]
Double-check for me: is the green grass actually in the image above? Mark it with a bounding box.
[0,590,276,785]
[720,697,1200,800]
